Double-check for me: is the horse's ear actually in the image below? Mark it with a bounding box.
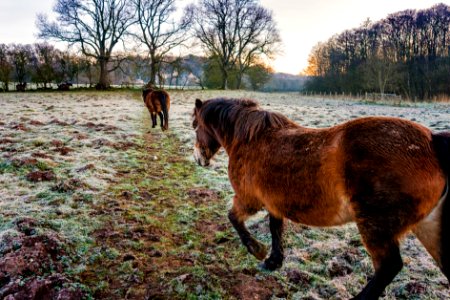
[195,99,203,109]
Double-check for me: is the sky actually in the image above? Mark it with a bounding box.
[0,0,448,75]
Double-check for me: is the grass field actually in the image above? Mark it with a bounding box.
[0,90,449,299]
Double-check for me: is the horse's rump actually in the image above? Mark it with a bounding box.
[143,88,170,130]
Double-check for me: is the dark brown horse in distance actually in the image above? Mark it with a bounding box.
[192,98,450,300]
[142,86,170,131]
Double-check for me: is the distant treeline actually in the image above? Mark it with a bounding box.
[0,43,302,92]
[0,43,96,91]
[304,3,450,101]
[0,43,210,91]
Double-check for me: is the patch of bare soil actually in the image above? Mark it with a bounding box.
[48,118,69,126]
[25,170,56,182]
[11,157,38,168]
[90,138,114,148]
[52,146,74,156]
[84,122,119,132]
[285,268,312,285]
[0,139,16,144]
[112,141,137,151]
[0,218,85,299]
[231,273,285,300]
[76,163,95,173]
[189,266,286,300]
[30,152,52,159]
[187,188,220,205]
[28,120,45,126]
[51,178,84,193]
[9,123,29,131]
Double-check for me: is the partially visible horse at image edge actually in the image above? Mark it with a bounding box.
[142,87,170,131]
[192,97,450,300]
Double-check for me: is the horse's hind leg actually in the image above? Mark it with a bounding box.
[158,112,165,130]
[151,113,157,128]
[228,199,267,260]
[352,225,403,300]
[261,214,284,270]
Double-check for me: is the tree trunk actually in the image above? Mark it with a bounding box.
[148,51,158,86]
[97,57,110,90]
[378,70,384,100]
[236,68,245,90]
[149,61,157,85]
[221,67,228,90]
[236,60,245,89]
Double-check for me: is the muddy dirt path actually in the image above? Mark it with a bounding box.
[79,106,287,299]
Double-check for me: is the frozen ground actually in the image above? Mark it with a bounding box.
[0,90,449,299]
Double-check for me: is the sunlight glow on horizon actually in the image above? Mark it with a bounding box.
[0,0,448,75]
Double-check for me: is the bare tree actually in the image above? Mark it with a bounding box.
[31,43,60,89]
[55,51,81,84]
[190,0,280,89]
[0,44,13,91]
[9,44,34,89]
[235,0,280,89]
[164,56,190,87]
[37,0,135,89]
[132,0,191,86]
[190,0,238,89]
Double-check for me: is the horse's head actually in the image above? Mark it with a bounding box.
[192,99,221,167]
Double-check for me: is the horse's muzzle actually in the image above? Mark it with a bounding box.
[196,158,210,167]
[193,147,210,167]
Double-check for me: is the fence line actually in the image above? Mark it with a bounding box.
[299,91,403,102]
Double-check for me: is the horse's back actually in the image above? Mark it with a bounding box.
[230,116,445,229]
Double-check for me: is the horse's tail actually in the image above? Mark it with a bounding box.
[433,132,450,278]
[413,132,449,278]
[160,92,169,130]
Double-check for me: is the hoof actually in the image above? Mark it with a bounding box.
[247,241,267,261]
[259,257,283,271]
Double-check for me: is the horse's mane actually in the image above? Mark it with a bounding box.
[142,88,153,102]
[199,98,295,143]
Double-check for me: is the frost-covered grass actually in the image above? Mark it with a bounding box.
[0,91,144,295]
[168,89,450,299]
[0,90,449,299]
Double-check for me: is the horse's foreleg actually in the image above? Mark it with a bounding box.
[352,231,403,300]
[261,215,284,270]
[228,207,267,260]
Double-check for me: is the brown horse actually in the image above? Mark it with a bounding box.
[142,87,170,131]
[192,98,450,300]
